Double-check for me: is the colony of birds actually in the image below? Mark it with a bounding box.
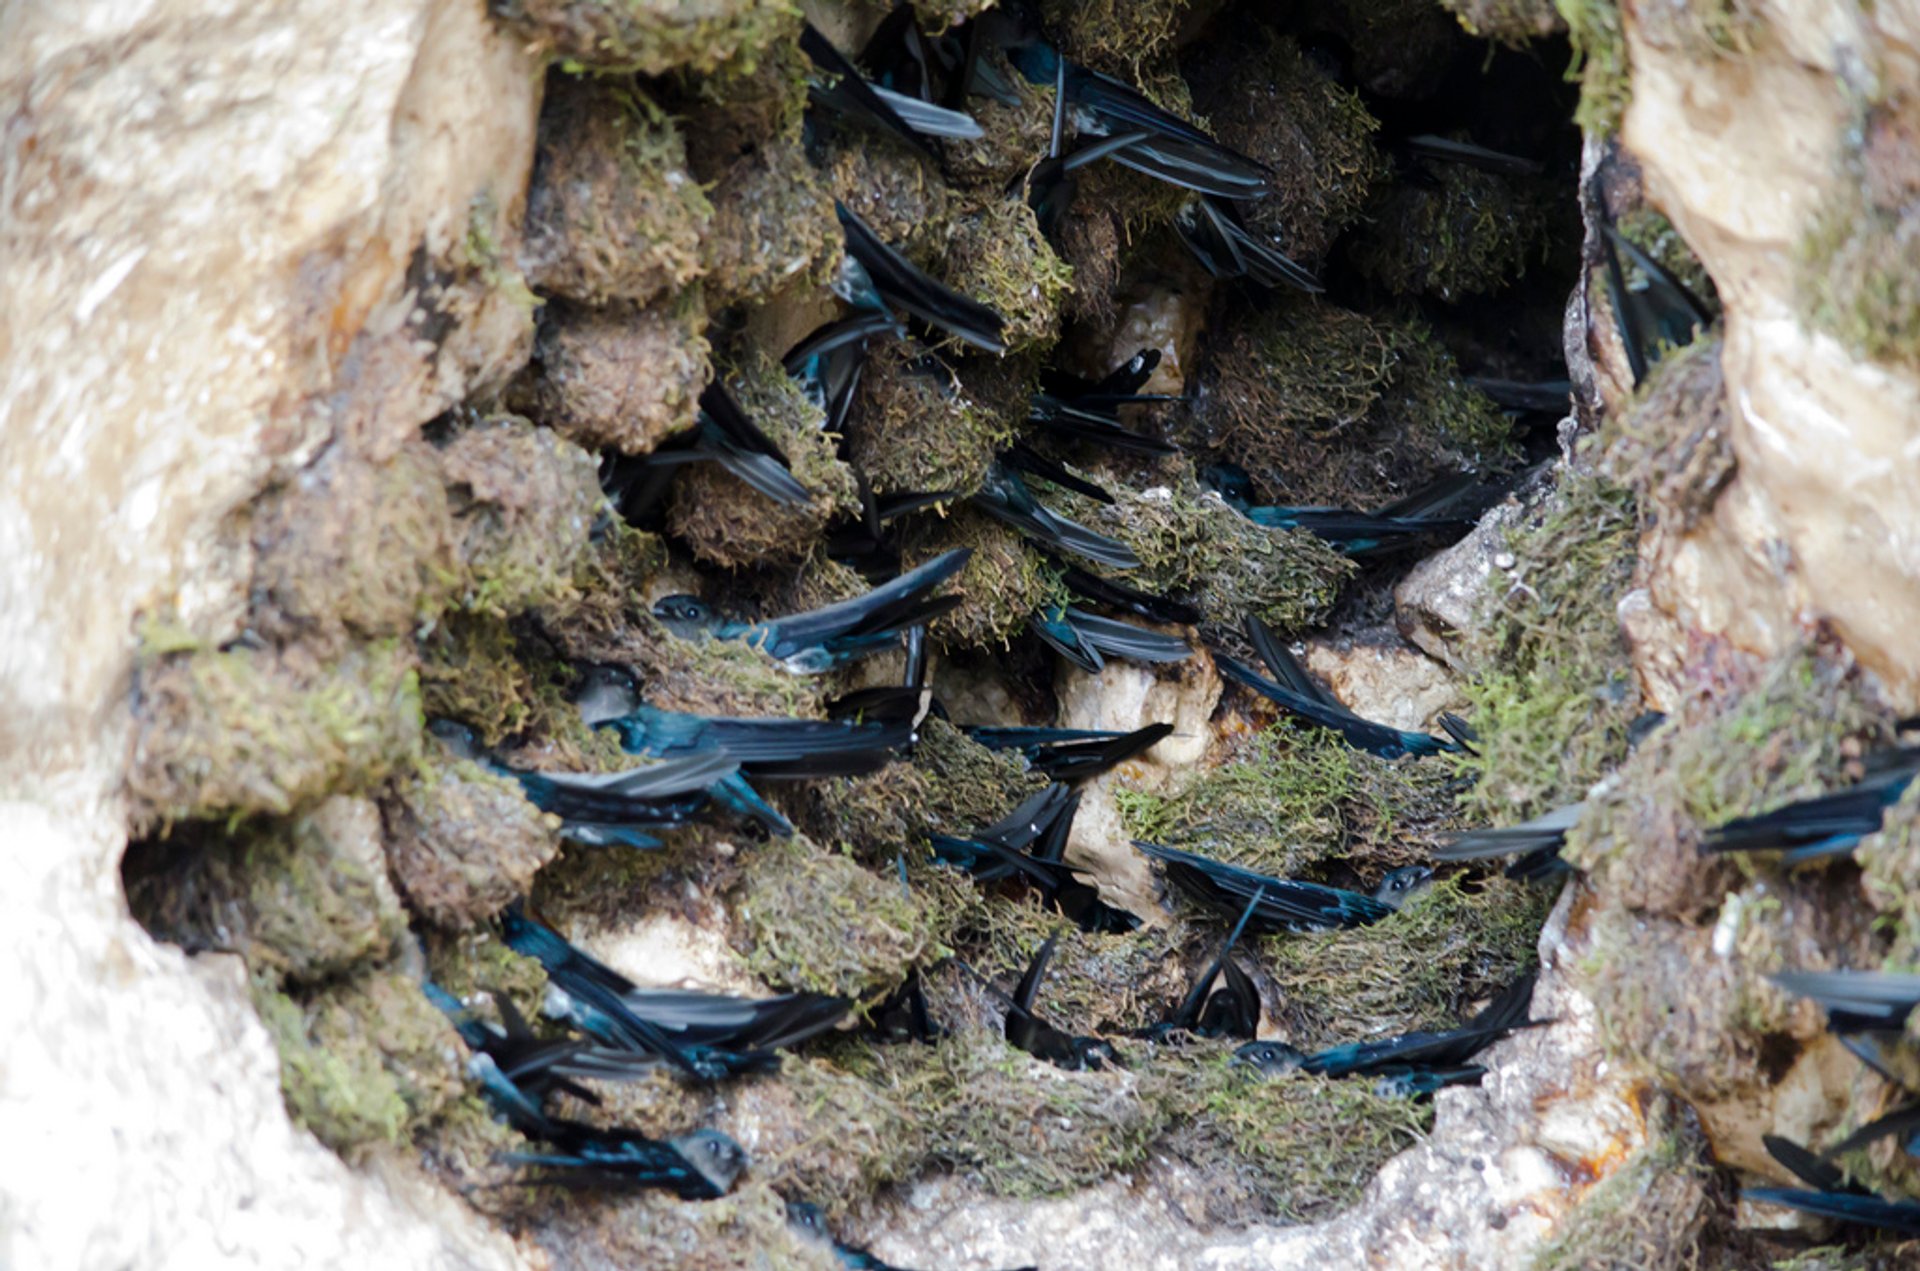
[118,0,1920,1263]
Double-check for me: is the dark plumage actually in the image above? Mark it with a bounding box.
[1003,933,1121,1071]
[963,721,1174,783]
[1700,746,1920,863]
[1134,840,1430,934]
[836,202,1008,354]
[933,784,1141,933]
[1745,1134,1920,1236]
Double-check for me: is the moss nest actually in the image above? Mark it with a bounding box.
[1188,297,1513,509]
[381,754,559,928]
[669,33,811,169]
[943,196,1075,355]
[1348,159,1567,301]
[124,795,406,984]
[667,352,861,567]
[1057,464,1353,633]
[1559,0,1630,134]
[128,637,423,830]
[819,134,953,267]
[438,413,603,618]
[1797,96,1920,374]
[729,834,933,1000]
[1186,31,1388,263]
[1599,333,1735,533]
[249,438,457,645]
[1263,876,1549,1052]
[623,609,829,718]
[251,969,464,1156]
[510,295,710,454]
[492,0,797,78]
[941,51,1058,191]
[1455,469,1640,826]
[520,74,710,306]
[899,510,1060,651]
[531,1184,838,1271]
[1440,0,1565,45]
[1039,0,1190,80]
[699,140,843,307]
[844,342,1013,499]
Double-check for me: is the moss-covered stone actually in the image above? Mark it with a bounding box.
[845,342,1012,499]
[532,1184,840,1271]
[438,414,603,619]
[1599,333,1734,533]
[1188,297,1513,510]
[1526,1097,1722,1271]
[1440,0,1565,45]
[128,638,423,830]
[1797,97,1920,374]
[943,197,1074,355]
[124,796,406,984]
[820,133,952,267]
[1556,0,1630,134]
[730,835,931,1000]
[521,74,710,305]
[252,969,463,1155]
[1058,465,1353,633]
[1186,31,1387,263]
[511,295,710,455]
[493,0,797,78]
[381,754,559,928]
[1348,160,1566,301]
[249,438,458,644]
[1455,470,1640,826]
[668,351,861,567]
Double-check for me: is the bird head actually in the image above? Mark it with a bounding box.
[573,664,642,725]
[1374,865,1435,910]
[425,717,483,761]
[1233,1040,1305,1076]
[672,1128,748,1197]
[652,594,717,639]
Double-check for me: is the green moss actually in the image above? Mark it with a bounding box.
[1456,470,1639,825]
[458,190,540,314]
[1527,1097,1719,1271]
[900,511,1059,651]
[250,439,459,644]
[438,413,602,619]
[124,797,405,984]
[671,33,811,166]
[731,835,931,1000]
[630,608,827,718]
[846,342,1012,499]
[420,924,550,1012]
[1598,334,1734,533]
[1058,465,1353,634]
[1170,1052,1433,1222]
[1439,0,1564,46]
[494,0,799,78]
[1556,0,1630,134]
[1348,160,1565,301]
[942,51,1057,191]
[1191,298,1512,509]
[1797,102,1920,374]
[1187,32,1386,263]
[381,754,558,928]
[1038,0,1187,78]
[1636,0,1767,58]
[668,350,861,567]
[943,197,1074,356]
[128,638,423,830]
[1264,877,1549,1052]
[252,970,462,1155]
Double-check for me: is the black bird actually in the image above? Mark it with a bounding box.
[1468,377,1574,415]
[1176,196,1322,293]
[1145,887,1264,1042]
[504,1119,749,1199]
[786,311,899,437]
[836,202,1008,354]
[1745,1133,1920,1236]
[652,547,970,674]
[787,1200,1040,1271]
[1402,134,1544,177]
[1701,746,1920,864]
[426,719,740,850]
[1003,933,1121,1071]
[1029,349,1183,455]
[1031,603,1192,673]
[1217,616,1468,759]
[1601,224,1714,383]
[970,459,1139,569]
[1769,970,1920,1034]
[870,969,944,1044]
[933,784,1141,932]
[1134,840,1431,934]
[1207,466,1497,561]
[1054,562,1201,627]
[608,381,814,514]
[502,904,850,1080]
[1236,975,1544,1095]
[964,721,1174,783]
[801,22,982,153]
[1436,803,1584,882]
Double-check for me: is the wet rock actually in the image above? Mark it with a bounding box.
[511,296,710,454]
